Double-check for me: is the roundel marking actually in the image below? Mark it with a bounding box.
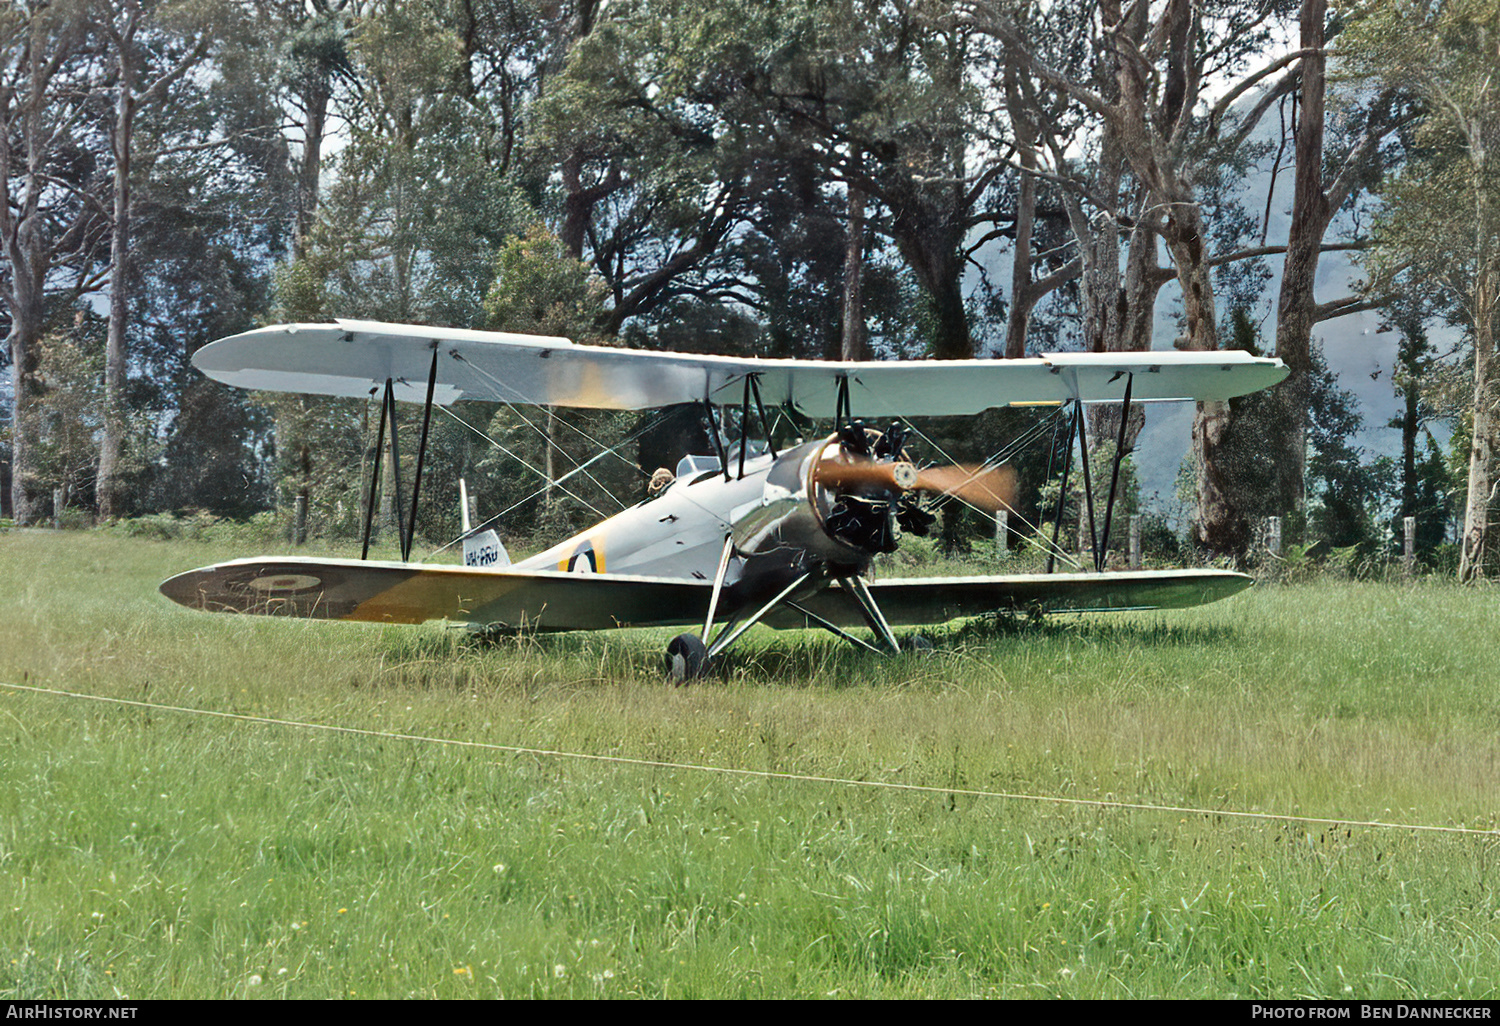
[249,573,323,592]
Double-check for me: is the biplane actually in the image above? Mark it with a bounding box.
[159,320,1288,679]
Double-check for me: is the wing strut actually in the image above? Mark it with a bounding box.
[403,344,441,562]
[751,375,778,460]
[1097,373,1133,571]
[734,374,779,479]
[1076,395,1099,561]
[359,378,408,560]
[360,379,392,561]
[785,601,885,654]
[357,347,440,563]
[386,382,409,559]
[1045,400,1081,574]
[703,398,730,482]
[701,534,736,644]
[705,572,813,659]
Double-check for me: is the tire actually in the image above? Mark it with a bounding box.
[665,632,709,683]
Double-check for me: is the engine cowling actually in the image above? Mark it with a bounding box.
[729,424,935,565]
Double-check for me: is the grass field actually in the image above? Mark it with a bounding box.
[2,529,1499,999]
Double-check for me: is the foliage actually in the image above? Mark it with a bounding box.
[1346,0,1500,579]
[485,225,609,339]
[31,327,104,509]
[2,0,1491,563]
[109,509,280,544]
[537,0,997,357]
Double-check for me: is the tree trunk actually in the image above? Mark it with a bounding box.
[1159,201,1247,556]
[1191,399,1255,555]
[1003,64,1042,359]
[97,50,138,521]
[294,73,329,262]
[1164,205,1219,354]
[1003,151,1036,359]
[4,197,49,524]
[2,12,90,525]
[841,184,866,361]
[1087,136,1126,355]
[5,317,47,526]
[1458,287,1497,582]
[1267,0,1330,521]
[889,190,972,360]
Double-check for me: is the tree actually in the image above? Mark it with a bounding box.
[1,0,109,525]
[255,0,355,260]
[1347,0,1500,580]
[268,0,538,541]
[93,0,223,519]
[1381,313,1454,557]
[1262,0,1405,531]
[540,0,1009,357]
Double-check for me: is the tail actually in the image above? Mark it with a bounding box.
[459,479,510,568]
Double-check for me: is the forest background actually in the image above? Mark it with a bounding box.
[3,0,1498,580]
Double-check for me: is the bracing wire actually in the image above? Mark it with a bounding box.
[435,405,610,522]
[896,413,1085,573]
[449,352,651,488]
[421,400,707,562]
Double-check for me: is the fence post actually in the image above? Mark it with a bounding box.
[995,509,1009,556]
[1129,515,1142,569]
[1404,516,1417,575]
[1267,516,1282,557]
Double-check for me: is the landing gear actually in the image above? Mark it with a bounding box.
[665,632,708,683]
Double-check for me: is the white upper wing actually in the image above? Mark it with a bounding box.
[193,319,1288,415]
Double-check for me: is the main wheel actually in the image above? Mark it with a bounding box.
[665,632,709,683]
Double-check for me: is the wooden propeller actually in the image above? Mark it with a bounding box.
[815,459,1017,512]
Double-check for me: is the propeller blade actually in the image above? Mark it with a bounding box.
[814,460,918,492]
[815,456,1017,512]
[912,463,1018,512]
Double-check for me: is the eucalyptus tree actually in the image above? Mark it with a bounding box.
[253,0,356,261]
[539,0,1013,358]
[270,0,545,539]
[953,0,1404,554]
[130,34,293,517]
[1346,0,1500,580]
[93,0,233,519]
[1250,0,1409,536]
[1,0,108,524]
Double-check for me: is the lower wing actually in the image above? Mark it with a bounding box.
[775,569,1252,628]
[160,557,710,630]
[163,558,1249,632]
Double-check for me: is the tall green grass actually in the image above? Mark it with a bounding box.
[1,531,1498,998]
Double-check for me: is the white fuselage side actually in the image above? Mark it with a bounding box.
[511,439,865,612]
